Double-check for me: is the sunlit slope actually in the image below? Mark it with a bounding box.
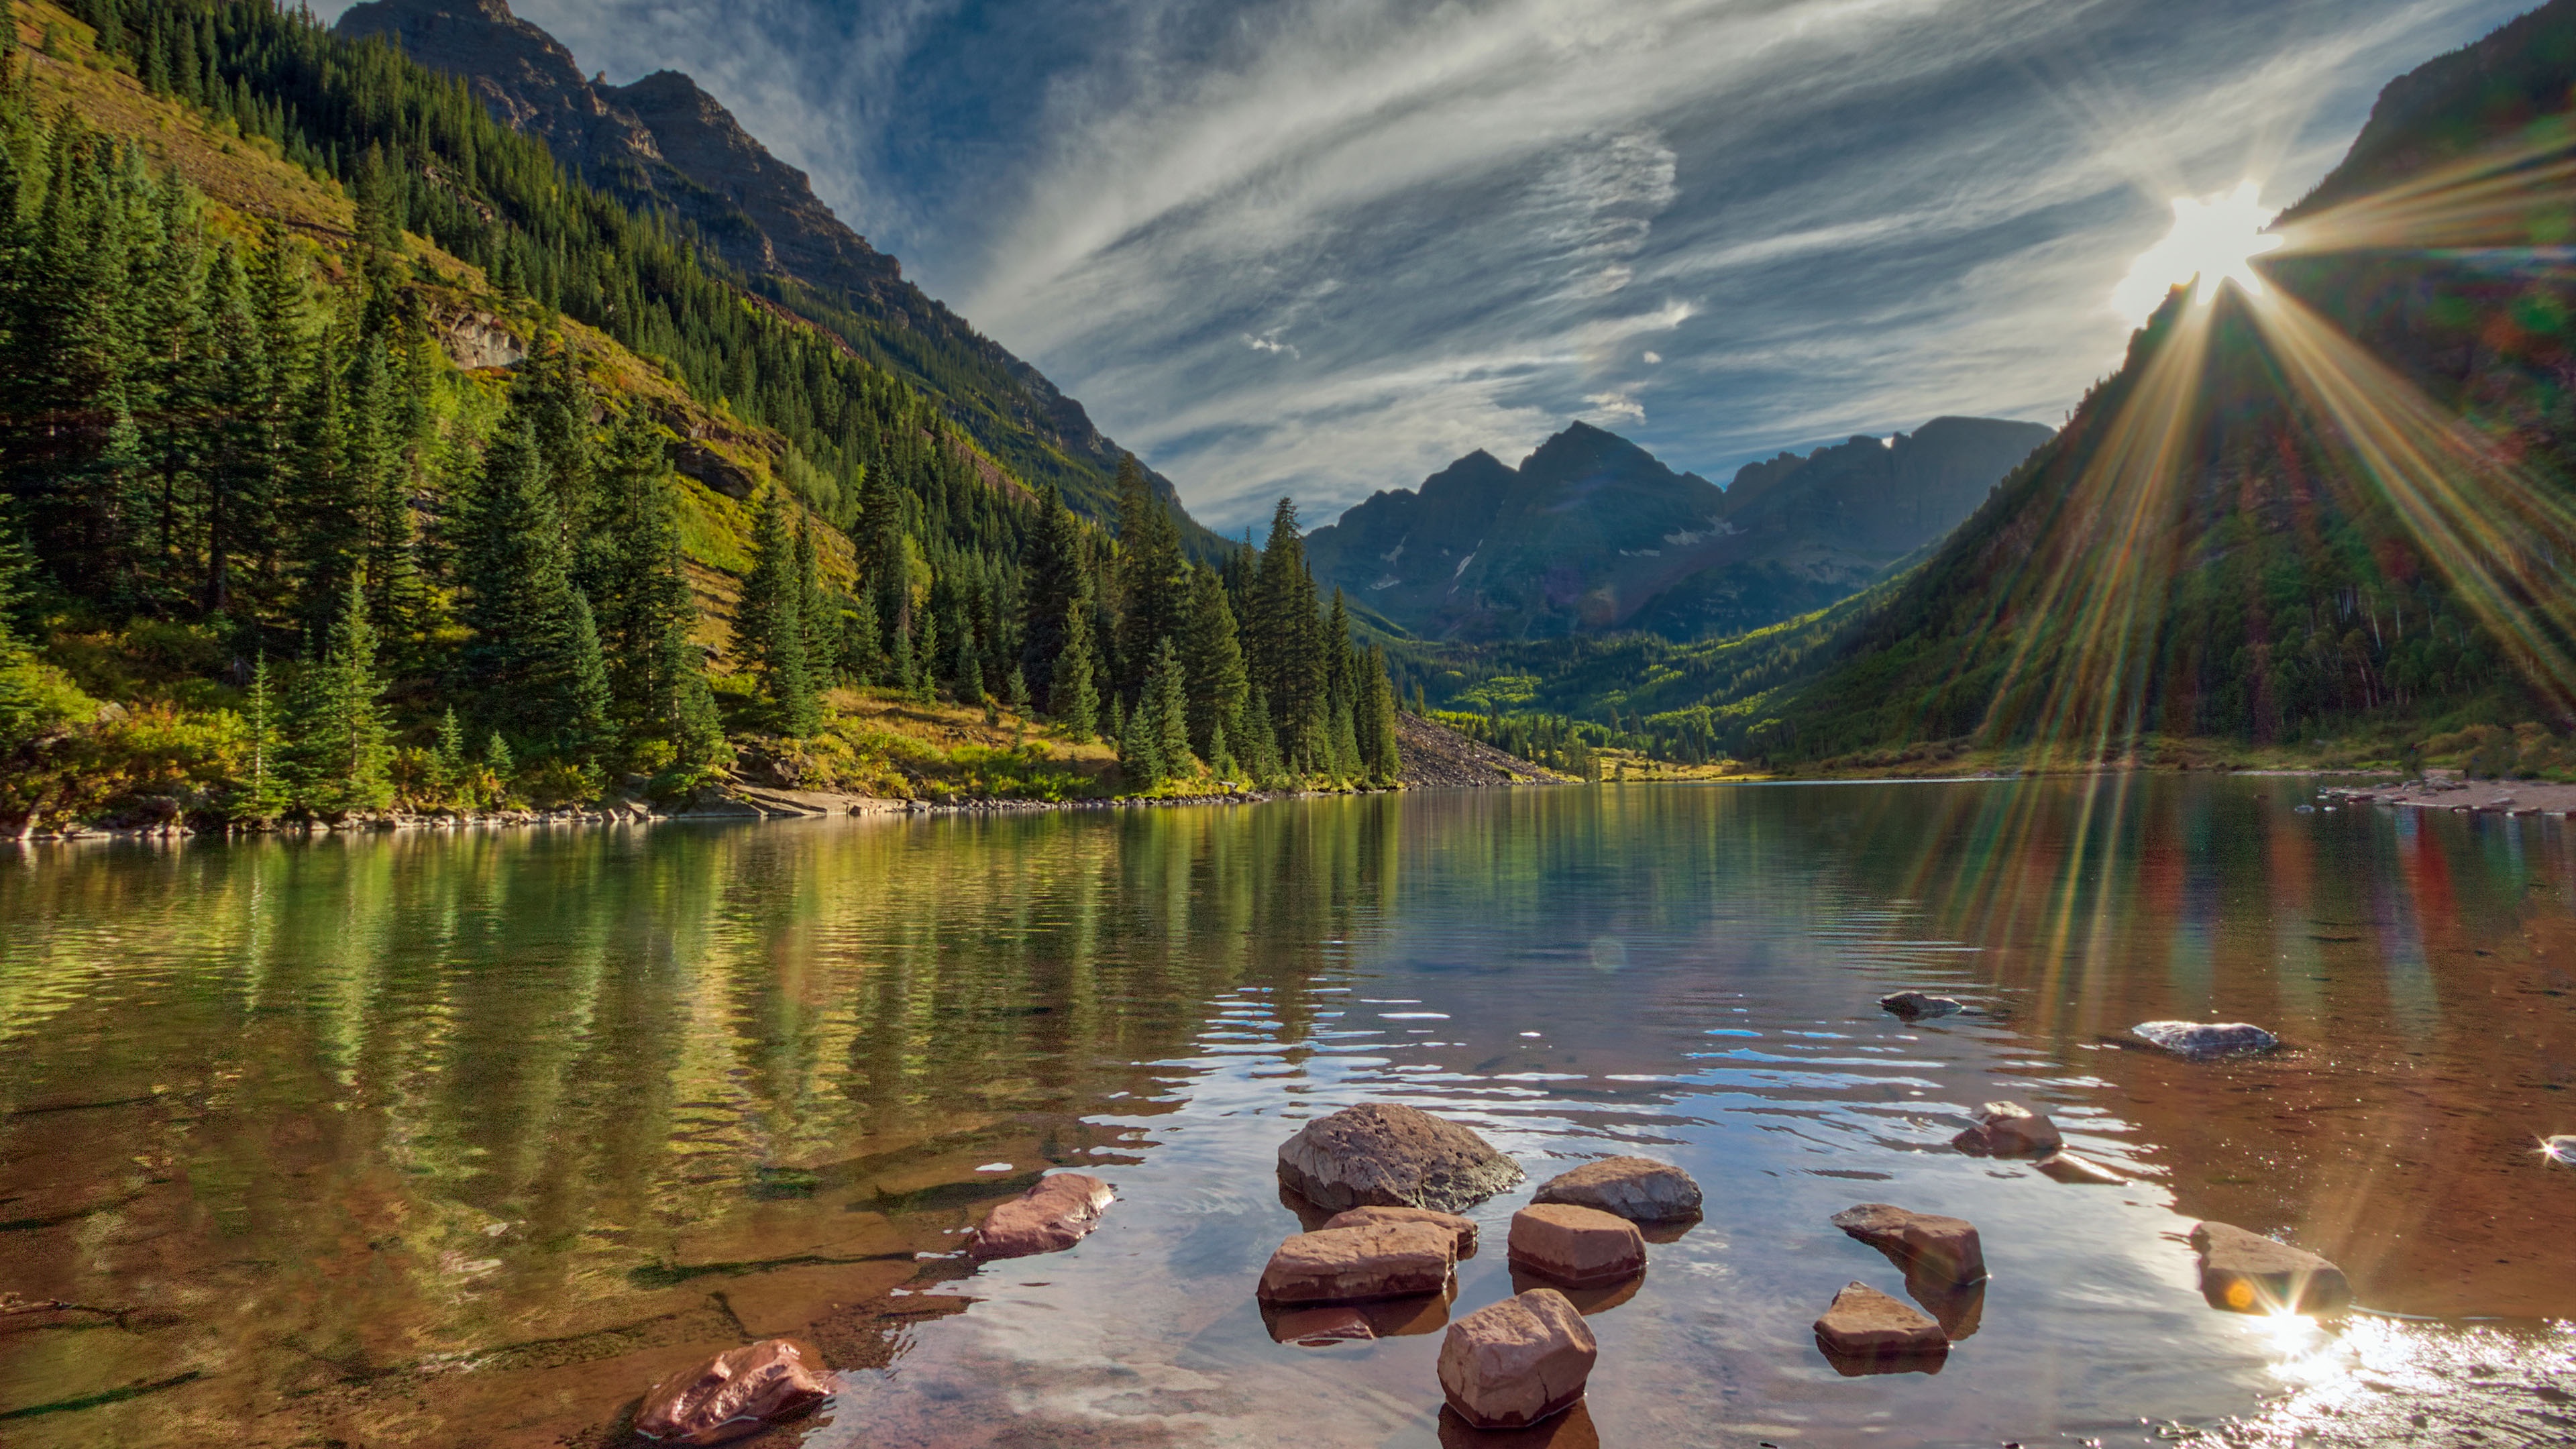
[1730,0,2576,765]
[11,0,859,619]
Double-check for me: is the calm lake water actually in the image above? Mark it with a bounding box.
[3,779,2573,1448]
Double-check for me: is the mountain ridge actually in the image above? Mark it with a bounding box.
[1307,416,2051,643]
[334,0,1215,547]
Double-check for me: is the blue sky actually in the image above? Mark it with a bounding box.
[319,0,2534,533]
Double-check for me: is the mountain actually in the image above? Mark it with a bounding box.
[1305,417,2050,642]
[333,0,1216,547]
[1693,0,2576,766]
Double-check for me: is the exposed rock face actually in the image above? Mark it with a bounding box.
[634,1338,831,1444]
[1829,1203,1986,1285]
[2190,1221,2353,1314]
[1531,1157,1703,1222]
[1436,1289,1598,1430]
[1256,1221,1458,1304]
[1506,1204,1647,1288]
[1813,1281,1947,1361]
[967,1173,1114,1260]
[1323,1205,1480,1257]
[1950,1100,2063,1157]
[434,309,524,370]
[1879,991,1963,1020]
[672,442,759,500]
[1395,711,1568,788]
[1277,1103,1524,1214]
[2131,1021,2280,1059]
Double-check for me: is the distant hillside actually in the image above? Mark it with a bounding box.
[1694,0,2576,767]
[1305,417,2048,642]
[333,0,1220,550]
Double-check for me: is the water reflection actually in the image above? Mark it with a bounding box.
[0,778,2568,1446]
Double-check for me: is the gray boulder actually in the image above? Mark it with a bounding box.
[1949,1100,2062,1157]
[1829,1203,1985,1285]
[1278,1102,1524,1213]
[2130,1021,2279,1059]
[1531,1157,1702,1222]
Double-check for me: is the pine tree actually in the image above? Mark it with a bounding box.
[794,516,830,686]
[1117,676,1162,790]
[1113,454,1189,702]
[841,587,881,686]
[455,418,582,742]
[1240,683,1284,786]
[1179,564,1248,764]
[1054,599,1102,743]
[1143,635,1193,778]
[1017,484,1086,706]
[734,489,817,733]
[1360,644,1402,784]
[284,574,392,815]
[564,590,614,760]
[1250,498,1326,773]
[430,705,466,804]
[230,653,290,822]
[590,413,696,743]
[910,607,938,704]
[481,731,515,804]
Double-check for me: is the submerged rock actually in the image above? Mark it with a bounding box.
[1277,1102,1524,1213]
[2035,1150,2126,1185]
[967,1173,1114,1260]
[634,1338,831,1445]
[2130,1020,2279,1059]
[1530,1157,1703,1222]
[1257,1220,1458,1304]
[1324,1204,1480,1257]
[2190,1221,2352,1315]
[1878,991,1964,1020]
[1829,1203,1986,1285]
[1506,1203,1647,1289]
[1813,1281,1947,1364]
[1949,1100,2063,1157]
[1436,1288,1598,1430]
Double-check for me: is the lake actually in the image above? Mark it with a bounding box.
[3,778,2572,1447]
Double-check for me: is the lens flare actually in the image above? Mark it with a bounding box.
[2112,180,2286,321]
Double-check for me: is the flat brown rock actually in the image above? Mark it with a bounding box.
[1436,1288,1598,1430]
[2190,1221,2352,1314]
[1531,1157,1703,1222]
[1506,1203,1646,1289]
[635,1338,831,1445]
[1828,1203,1986,1285]
[1256,1221,1457,1304]
[2036,1150,2125,1185]
[1324,1204,1479,1257]
[1950,1100,2063,1157]
[1279,1102,1524,1213]
[967,1173,1114,1260]
[1813,1281,1947,1358]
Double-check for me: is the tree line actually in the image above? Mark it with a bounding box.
[0,0,1398,822]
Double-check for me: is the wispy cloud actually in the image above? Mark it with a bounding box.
[316,0,2529,531]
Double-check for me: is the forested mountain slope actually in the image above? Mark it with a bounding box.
[0,0,1399,830]
[1671,0,2576,769]
[331,0,1218,549]
[1306,417,2047,643]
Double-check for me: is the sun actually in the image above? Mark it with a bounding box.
[2111,180,2286,323]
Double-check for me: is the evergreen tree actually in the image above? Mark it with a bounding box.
[1017,484,1086,706]
[564,590,614,760]
[1143,635,1193,777]
[1113,454,1189,702]
[1250,499,1326,773]
[1054,598,1101,743]
[284,574,392,814]
[1240,682,1284,786]
[794,516,830,685]
[455,418,582,742]
[480,730,515,802]
[430,704,466,803]
[735,489,817,733]
[1179,563,1248,763]
[840,587,881,686]
[229,653,290,822]
[1360,644,1402,784]
[910,607,938,704]
[589,414,697,744]
[1117,674,1163,789]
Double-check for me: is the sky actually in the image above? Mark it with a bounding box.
[318,0,2536,533]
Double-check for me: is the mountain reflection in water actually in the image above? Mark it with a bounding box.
[1,778,2570,1446]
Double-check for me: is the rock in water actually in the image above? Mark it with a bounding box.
[2130,1021,2279,1059]
[1324,1204,1481,1257]
[2035,1150,2126,1185]
[1257,1221,1458,1304]
[635,1338,831,1445]
[967,1173,1114,1259]
[1277,1102,1524,1213]
[1878,991,1964,1020]
[1507,1204,1648,1288]
[1949,1101,2063,1157]
[1531,1157,1703,1222]
[2190,1222,2351,1314]
[1436,1289,1598,1430]
[1813,1281,1947,1361]
[1829,1204,1986,1285]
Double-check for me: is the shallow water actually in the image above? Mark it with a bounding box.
[1,778,2571,1447]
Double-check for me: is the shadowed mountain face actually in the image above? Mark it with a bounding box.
[1724,0,2576,761]
[334,0,1208,543]
[1304,417,2051,642]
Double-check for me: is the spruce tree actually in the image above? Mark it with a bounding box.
[564,590,614,760]
[1251,498,1326,773]
[910,608,938,704]
[1360,645,1402,784]
[1017,484,1085,706]
[794,516,831,685]
[456,419,582,741]
[1117,676,1162,790]
[1180,564,1248,764]
[1112,454,1189,702]
[481,731,515,804]
[735,489,817,733]
[431,706,466,804]
[230,653,289,822]
[841,588,881,686]
[1054,598,1101,743]
[284,576,392,815]
[1144,635,1193,778]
